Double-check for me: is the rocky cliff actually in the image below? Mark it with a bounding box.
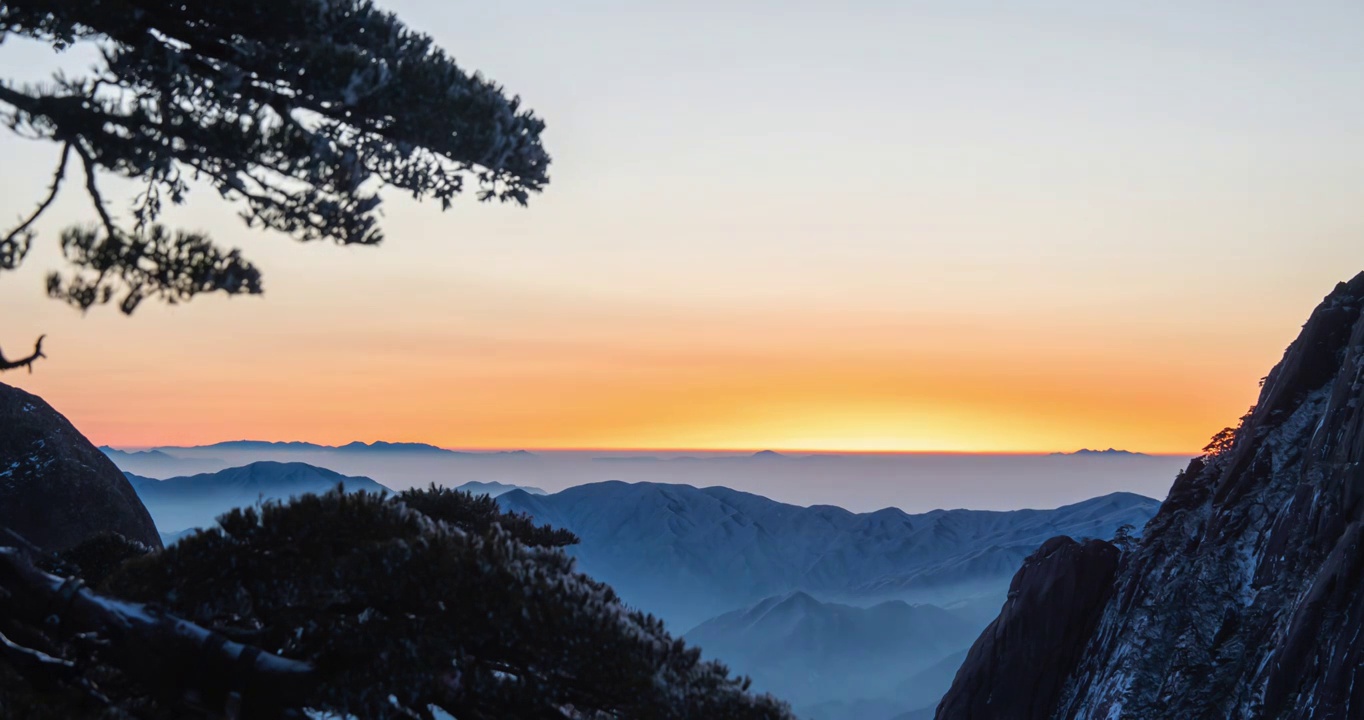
[0,382,161,551]
[938,272,1364,720]
[935,537,1120,719]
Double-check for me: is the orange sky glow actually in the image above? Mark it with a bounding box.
[0,1,1359,454]
[0,255,1304,454]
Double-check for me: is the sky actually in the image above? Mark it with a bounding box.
[0,0,1360,453]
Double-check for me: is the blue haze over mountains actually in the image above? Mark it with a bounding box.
[104,442,1164,719]
[495,482,1156,718]
[494,482,1157,628]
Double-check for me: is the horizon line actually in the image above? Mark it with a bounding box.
[104,440,1198,457]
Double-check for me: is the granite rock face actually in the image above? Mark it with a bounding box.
[935,537,1119,720]
[938,272,1364,720]
[0,382,161,552]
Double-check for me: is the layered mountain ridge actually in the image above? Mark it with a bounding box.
[498,482,1158,630]
[938,272,1364,720]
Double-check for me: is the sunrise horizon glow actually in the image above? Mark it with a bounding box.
[102,440,1196,456]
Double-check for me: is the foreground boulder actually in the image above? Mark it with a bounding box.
[937,272,1364,720]
[0,382,160,551]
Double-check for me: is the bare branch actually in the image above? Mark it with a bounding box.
[0,335,46,373]
[0,143,70,270]
[0,628,76,675]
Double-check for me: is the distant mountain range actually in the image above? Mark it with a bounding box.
[100,446,228,476]
[139,440,537,456]
[100,442,1187,513]
[127,461,390,537]
[100,441,551,494]
[497,482,1160,631]
[1049,448,1148,457]
[110,441,1152,459]
[453,480,546,497]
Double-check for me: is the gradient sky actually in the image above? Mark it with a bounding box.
[0,0,1360,453]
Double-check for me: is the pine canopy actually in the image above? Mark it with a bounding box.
[2,487,793,719]
[0,0,550,313]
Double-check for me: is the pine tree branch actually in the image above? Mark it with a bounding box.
[74,143,119,244]
[0,335,46,373]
